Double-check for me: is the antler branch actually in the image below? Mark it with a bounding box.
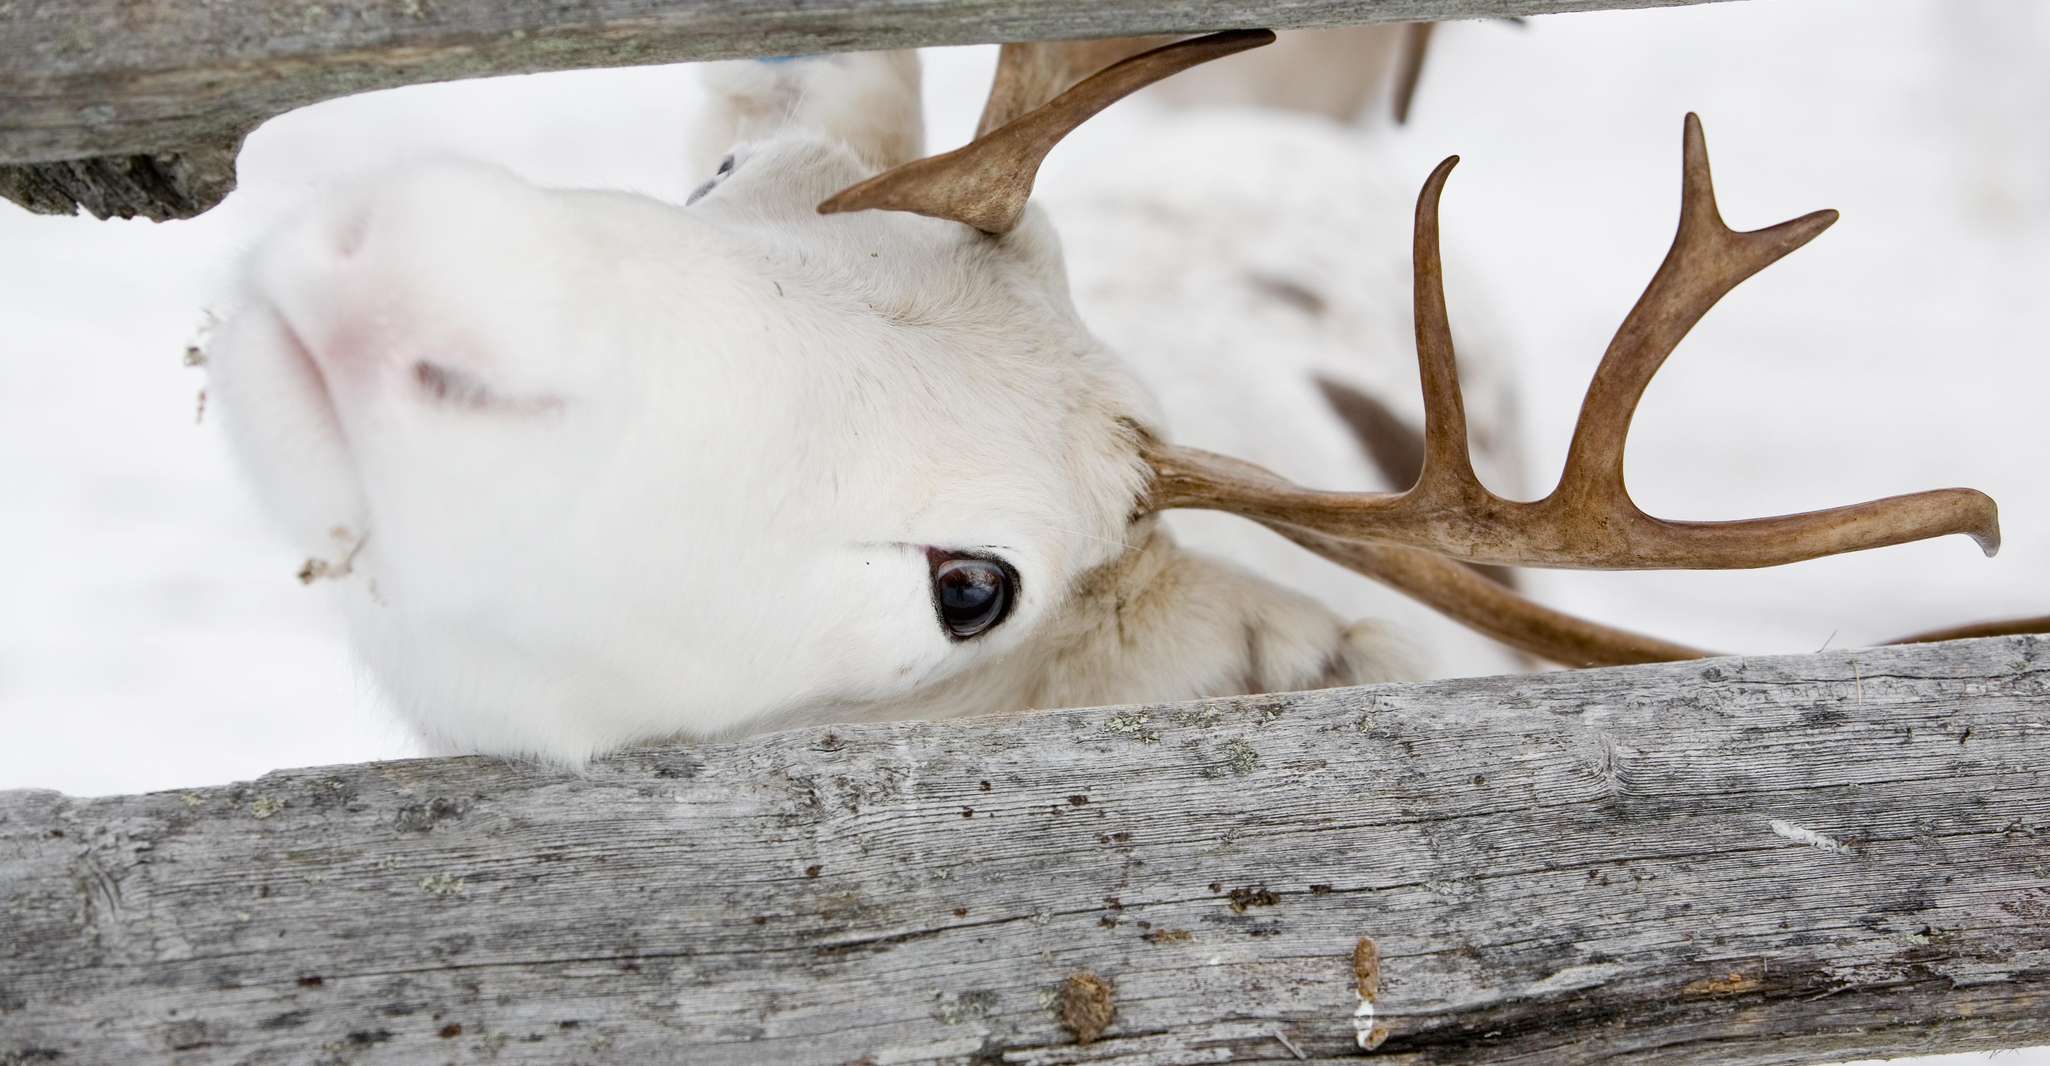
[1149,114,2001,571]
[974,38,1175,138]
[1145,112,2033,665]
[1274,528,1712,667]
[819,30,1275,234]
[1890,615,2050,646]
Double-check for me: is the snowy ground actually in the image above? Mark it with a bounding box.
[2,0,2045,1058]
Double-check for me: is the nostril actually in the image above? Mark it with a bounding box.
[333,202,371,259]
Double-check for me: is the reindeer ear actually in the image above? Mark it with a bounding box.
[818,30,1274,234]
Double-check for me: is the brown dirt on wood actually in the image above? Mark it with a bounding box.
[1226,886,1279,913]
[1056,971,1116,1044]
[1354,937,1381,1000]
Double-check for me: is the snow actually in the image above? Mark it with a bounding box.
[0,1,2043,1058]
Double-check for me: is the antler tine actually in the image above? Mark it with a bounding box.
[1149,158,1478,518]
[819,29,1275,235]
[1411,155,1484,500]
[975,39,1175,138]
[1146,112,2001,571]
[1554,113,1838,504]
[1538,113,2000,563]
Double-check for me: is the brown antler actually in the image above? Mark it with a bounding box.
[1139,113,2023,666]
[819,30,1275,234]
[974,38,1176,138]
[1890,614,2050,646]
[1275,530,1711,667]
[1147,114,2000,573]
[1390,22,1434,125]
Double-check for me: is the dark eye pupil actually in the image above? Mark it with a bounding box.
[931,556,1014,639]
[715,154,736,176]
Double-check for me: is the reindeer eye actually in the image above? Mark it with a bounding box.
[929,554,1017,640]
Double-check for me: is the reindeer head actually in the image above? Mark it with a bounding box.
[208,33,2004,762]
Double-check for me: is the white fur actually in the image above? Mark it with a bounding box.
[207,47,1526,764]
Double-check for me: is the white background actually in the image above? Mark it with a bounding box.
[1,2,2044,1059]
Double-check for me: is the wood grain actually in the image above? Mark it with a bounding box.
[0,0,1744,218]
[4,636,2047,1064]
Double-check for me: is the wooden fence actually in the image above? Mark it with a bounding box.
[5,1,2045,1062]
[5,637,2047,1063]
[0,0,1744,219]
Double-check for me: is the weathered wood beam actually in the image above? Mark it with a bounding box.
[3,636,2047,1064]
[0,0,1744,220]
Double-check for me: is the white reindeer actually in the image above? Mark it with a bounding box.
[205,32,2009,763]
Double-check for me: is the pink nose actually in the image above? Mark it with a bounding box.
[256,161,548,377]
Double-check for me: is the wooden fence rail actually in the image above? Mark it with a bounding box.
[4,636,2047,1064]
[0,0,1744,220]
